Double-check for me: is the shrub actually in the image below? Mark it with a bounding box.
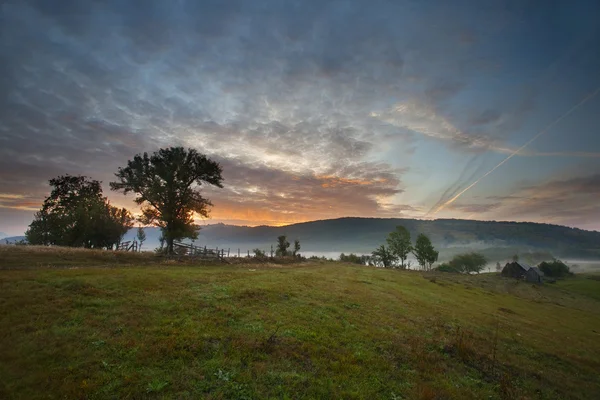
[448,252,487,274]
[253,249,267,258]
[538,259,571,278]
[371,245,396,268]
[436,262,461,273]
[339,253,370,265]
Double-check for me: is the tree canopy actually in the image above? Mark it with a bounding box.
[372,245,396,268]
[136,226,147,251]
[413,233,438,271]
[293,239,301,257]
[26,175,133,248]
[110,147,223,254]
[339,253,371,265]
[437,252,487,274]
[276,235,290,257]
[386,225,412,269]
[538,259,571,278]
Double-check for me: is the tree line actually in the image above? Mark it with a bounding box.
[370,226,439,270]
[252,235,301,258]
[26,147,224,254]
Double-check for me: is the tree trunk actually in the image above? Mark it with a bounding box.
[167,236,174,255]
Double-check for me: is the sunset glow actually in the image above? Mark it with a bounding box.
[1,0,599,236]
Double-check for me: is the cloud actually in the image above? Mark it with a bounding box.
[487,174,600,229]
[445,202,501,214]
[193,157,416,225]
[0,0,599,234]
[470,109,503,125]
[371,100,518,154]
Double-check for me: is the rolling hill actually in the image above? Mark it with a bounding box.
[0,236,26,245]
[121,217,600,260]
[1,245,599,399]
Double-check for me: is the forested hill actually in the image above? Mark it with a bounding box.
[124,217,600,259]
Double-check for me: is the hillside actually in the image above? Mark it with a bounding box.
[1,246,599,399]
[121,217,600,260]
[0,236,26,245]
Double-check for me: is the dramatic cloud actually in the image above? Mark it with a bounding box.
[487,174,600,229]
[0,0,599,234]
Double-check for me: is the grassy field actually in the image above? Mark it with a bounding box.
[1,247,600,399]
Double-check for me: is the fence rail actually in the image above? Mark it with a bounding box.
[173,242,229,259]
[117,240,138,252]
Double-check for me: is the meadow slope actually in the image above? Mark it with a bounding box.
[1,247,599,399]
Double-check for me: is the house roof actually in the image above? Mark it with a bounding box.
[515,261,532,271]
[514,262,544,276]
[530,266,544,276]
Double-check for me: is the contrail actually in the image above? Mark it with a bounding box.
[425,155,484,215]
[429,85,600,216]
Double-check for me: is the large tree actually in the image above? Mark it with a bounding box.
[413,233,438,271]
[26,175,133,248]
[386,225,412,269]
[110,147,224,254]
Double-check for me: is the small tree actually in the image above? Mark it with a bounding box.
[387,225,412,269]
[276,235,290,257]
[136,226,146,252]
[372,245,396,268]
[293,239,301,257]
[110,147,223,254]
[451,252,487,274]
[253,248,267,258]
[413,233,438,271]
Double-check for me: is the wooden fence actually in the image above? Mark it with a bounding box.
[117,240,138,252]
[173,242,229,259]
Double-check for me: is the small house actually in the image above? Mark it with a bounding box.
[501,261,544,284]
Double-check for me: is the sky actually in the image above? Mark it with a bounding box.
[1,0,600,237]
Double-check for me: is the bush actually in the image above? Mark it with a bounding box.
[339,253,370,265]
[436,263,461,273]
[538,259,571,278]
[371,245,396,268]
[441,252,487,274]
[253,249,267,258]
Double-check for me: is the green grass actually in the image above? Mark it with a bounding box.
[554,274,600,302]
[1,247,600,399]
[0,245,161,269]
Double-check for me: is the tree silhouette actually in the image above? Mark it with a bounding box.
[372,244,396,268]
[276,235,290,257]
[136,226,146,252]
[111,147,223,254]
[413,233,438,271]
[26,175,133,248]
[386,225,412,269]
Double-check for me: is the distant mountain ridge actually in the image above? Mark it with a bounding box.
[0,236,26,245]
[5,218,599,260]
[122,217,600,259]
